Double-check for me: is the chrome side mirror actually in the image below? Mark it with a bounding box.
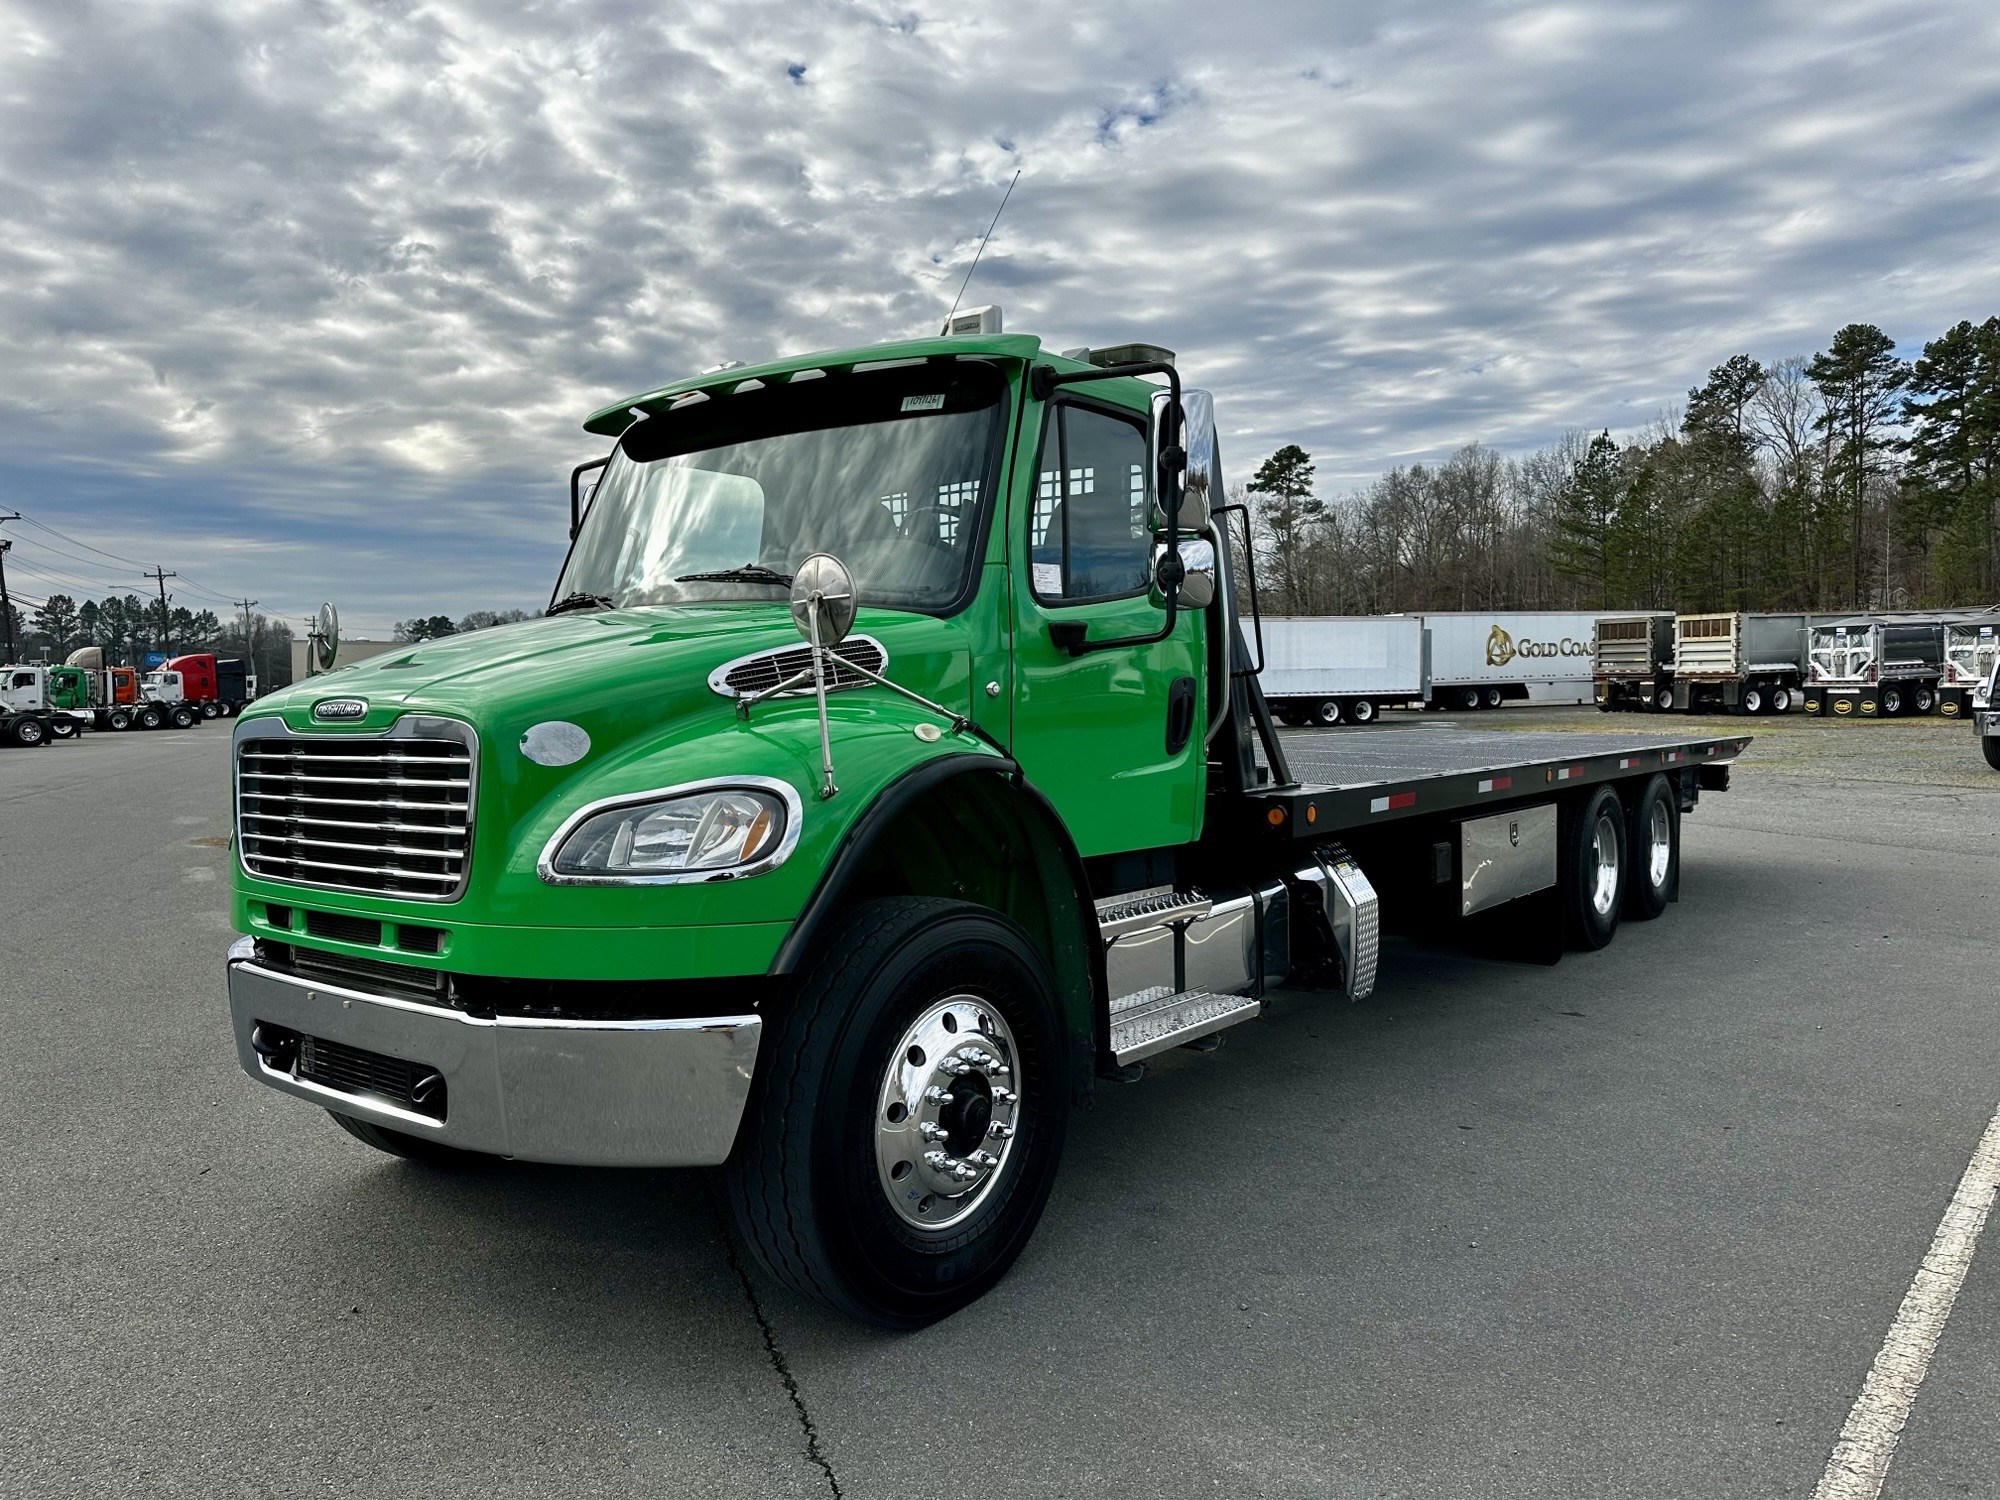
[1153,538,1216,610]
[1151,387,1216,535]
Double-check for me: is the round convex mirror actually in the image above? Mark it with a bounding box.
[789,554,857,646]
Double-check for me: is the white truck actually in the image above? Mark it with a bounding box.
[1262,616,1425,725]
[0,665,88,740]
[1419,611,1601,710]
[1671,612,1810,715]
[134,669,205,729]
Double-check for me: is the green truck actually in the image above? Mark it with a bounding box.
[225,319,1748,1326]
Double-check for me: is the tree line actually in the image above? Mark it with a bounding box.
[8,593,297,689]
[392,609,537,641]
[1242,318,2000,616]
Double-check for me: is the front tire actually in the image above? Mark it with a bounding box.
[726,897,1069,1329]
[49,718,79,739]
[1984,736,2000,772]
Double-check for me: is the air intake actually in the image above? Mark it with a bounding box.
[708,636,888,700]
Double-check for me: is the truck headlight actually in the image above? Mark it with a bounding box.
[540,779,799,884]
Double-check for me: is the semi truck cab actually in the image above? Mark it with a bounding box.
[225,319,1746,1325]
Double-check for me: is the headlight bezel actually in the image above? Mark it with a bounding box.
[537,775,804,886]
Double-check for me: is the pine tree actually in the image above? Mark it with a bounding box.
[1247,445,1322,612]
[1808,324,1909,607]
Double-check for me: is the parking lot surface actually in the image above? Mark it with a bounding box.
[3,713,1997,1498]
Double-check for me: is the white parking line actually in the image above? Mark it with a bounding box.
[1812,1104,2000,1500]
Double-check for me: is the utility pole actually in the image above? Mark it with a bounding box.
[234,597,258,682]
[144,567,177,656]
[0,512,19,663]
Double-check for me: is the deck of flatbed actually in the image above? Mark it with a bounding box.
[1238,722,1751,840]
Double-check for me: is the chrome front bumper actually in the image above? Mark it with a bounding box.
[225,937,760,1166]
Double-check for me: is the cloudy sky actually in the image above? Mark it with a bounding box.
[3,0,1997,636]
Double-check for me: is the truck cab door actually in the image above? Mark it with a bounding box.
[1004,393,1205,857]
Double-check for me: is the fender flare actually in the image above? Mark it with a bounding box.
[767,753,1106,1091]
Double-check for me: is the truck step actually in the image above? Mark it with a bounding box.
[1094,888,1212,939]
[1108,985,1262,1065]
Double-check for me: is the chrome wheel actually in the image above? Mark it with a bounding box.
[874,994,1022,1232]
[1647,799,1672,887]
[1590,811,1622,916]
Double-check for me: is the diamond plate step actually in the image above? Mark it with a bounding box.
[1095,888,1212,940]
[1108,986,1262,1065]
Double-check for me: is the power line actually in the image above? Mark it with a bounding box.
[8,509,240,606]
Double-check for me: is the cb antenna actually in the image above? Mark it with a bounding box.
[943,169,1021,332]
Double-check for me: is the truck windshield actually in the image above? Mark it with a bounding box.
[555,361,1009,612]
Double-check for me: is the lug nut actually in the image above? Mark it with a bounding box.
[987,1122,1014,1139]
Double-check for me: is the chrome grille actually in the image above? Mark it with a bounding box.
[235,724,474,900]
[709,636,887,699]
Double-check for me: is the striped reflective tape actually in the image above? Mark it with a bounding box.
[1369,791,1417,813]
[1477,775,1512,793]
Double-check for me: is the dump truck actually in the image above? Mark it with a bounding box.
[1804,617,1946,717]
[1670,612,1811,714]
[1261,616,1425,725]
[1593,614,1676,711]
[223,319,1749,1327]
[1940,618,2000,718]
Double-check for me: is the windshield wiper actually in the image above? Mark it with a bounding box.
[674,564,795,586]
[546,591,615,615]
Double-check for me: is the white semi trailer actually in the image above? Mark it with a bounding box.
[1418,612,1602,710]
[1262,617,1425,725]
[1260,612,1603,723]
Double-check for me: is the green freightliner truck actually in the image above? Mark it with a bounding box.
[225,314,1749,1326]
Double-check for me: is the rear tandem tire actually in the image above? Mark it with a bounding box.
[12,717,48,747]
[1559,785,1626,951]
[725,896,1070,1329]
[1482,687,1504,709]
[1312,699,1342,726]
[1348,698,1378,724]
[327,1110,489,1166]
[1621,774,1678,921]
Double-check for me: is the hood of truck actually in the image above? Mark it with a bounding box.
[231,603,1001,975]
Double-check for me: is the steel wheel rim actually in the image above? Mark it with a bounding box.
[1591,812,1621,916]
[874,994,1022,1233]
[1647,800,1671,886]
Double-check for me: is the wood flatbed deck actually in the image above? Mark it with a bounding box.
[1238,723,1752,841]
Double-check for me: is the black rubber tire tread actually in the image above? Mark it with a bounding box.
[724,895,1067,1328]
[1559,784,1625,951]
[1621,773,1677,921]
[1983,736,2000,772]
[13,717,46,746]
[327,1109,487,1166]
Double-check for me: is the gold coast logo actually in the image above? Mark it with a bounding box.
[1485,623,1590,665]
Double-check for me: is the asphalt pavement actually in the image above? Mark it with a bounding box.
[3,715,1998,1498]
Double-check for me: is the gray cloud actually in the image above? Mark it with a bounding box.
[1,0,1997,631]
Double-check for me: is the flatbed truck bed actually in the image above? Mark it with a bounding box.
[1248,725,1749,835]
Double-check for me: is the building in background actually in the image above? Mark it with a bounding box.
[289,637,401,678]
